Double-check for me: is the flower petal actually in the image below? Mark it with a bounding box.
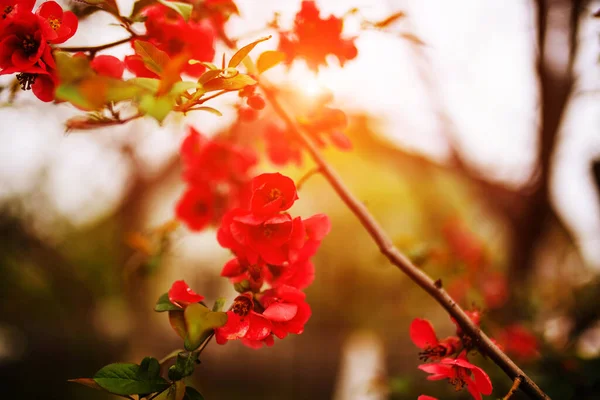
[410,318,439,349]
[263,302,298,322]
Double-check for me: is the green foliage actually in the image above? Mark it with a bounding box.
[139,94,174,123]
[155,292,182,312]
[78,0,120,16]
[183,303,228,351]
[134,41,170,76]
[168,352,199,380]
[228,36,271,68]
[212,297,226,312]
[257,50,285,74]
[154,381,186,400]
[203,74,256,92]
[91,358,169,396]
[130,0,155,20]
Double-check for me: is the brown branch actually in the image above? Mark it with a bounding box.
[259,83,551,400]
[503,376,523,400]
[58,35,141,54]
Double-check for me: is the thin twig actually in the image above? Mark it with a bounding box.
[197,333,215,355]
[296,167,321,190]
[503,376,523,400]
[58,35,141,54]
[258,82,551,400]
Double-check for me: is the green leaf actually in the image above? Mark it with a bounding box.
[55,51,93,83]
[134,41,170,76]
[155,293,181,312]
[183,303,227,351]
[129,77,160,93]
[168,352,199,381]
[169,310,187,339]
[189,61,219,70]
[171,81,200,96]
[138,357,161,381]
[184,387,205,400]
[212,297,226,312]
[139,94,173,123]
[202,74,256,92]
[93,362,169,396]
[130,0,155,19]
[198,69,222,85]
[69,378,104,391]
[228,36,271,68]
[154,381,186,400]
[256,50,285,74]
[157,0,192,21]
[187,106,222,117]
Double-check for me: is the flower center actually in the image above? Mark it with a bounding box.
[248,264,262,281]
[16,73,37,91]
[21,35,38,55]
[262,226,273,238]
[2,5,13,18]
[232,296,252,316]
[48,17,61,31]
[268,188,281,201]
[448,367,469,392]
[194,201,208,215]
[418,345,448,361]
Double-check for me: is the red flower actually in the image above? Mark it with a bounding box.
[259,285,311,339]
[0,0,35,22]
[418,396,438,400]
[181,127,256,185]
[289,213,331,263]
[227,211,294,265]
[168,280,205,307]
[496,324,539,360]
[175,184,214,231]
[90,55,124,79]
[278,1,357,71]
[419,352,493,400]
[0,11,50,74]
[221,257,267,292]
[250,172,298,216]
[30,68,56,101]
[268,259,315,290]
[142,4,215,77]
[264,124,302,167]
[452,309,482,337]
[215,293,272,345]
[36,1,78,44]
[410,318,460,361]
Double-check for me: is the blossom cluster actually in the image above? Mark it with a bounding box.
[215,172,330,347]
[171,170,330,349]
[410,313,493,400]
[0,0,77,101]
[176,126,257,231]
[278,1,357,71]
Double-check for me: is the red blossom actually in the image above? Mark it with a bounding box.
[250,172,299,216]
[264,124,302,167]
[410,318,460,361]
[175,184,214,231]
[278,1,357,71]
[418,396,438,400]
[259,285,311,339]
[496,324,539,360]
[0,0,35,22]
[141,4,215,77]
[289,213,331,263]
[168,280,205,307]
[269,259,315,290]
[215,293,272,345]
[419,352,493,400]
[90,55,124,79]
[36,1,78,44]
[0,11,49,73]
[30,68,56,101]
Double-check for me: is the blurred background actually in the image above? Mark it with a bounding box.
[1,0,600,399]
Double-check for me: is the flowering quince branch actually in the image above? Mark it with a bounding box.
[6,0,552,399]
[254,69,551,400]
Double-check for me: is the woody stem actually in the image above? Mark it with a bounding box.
[258,82,551,400]
[503,376,523,400]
